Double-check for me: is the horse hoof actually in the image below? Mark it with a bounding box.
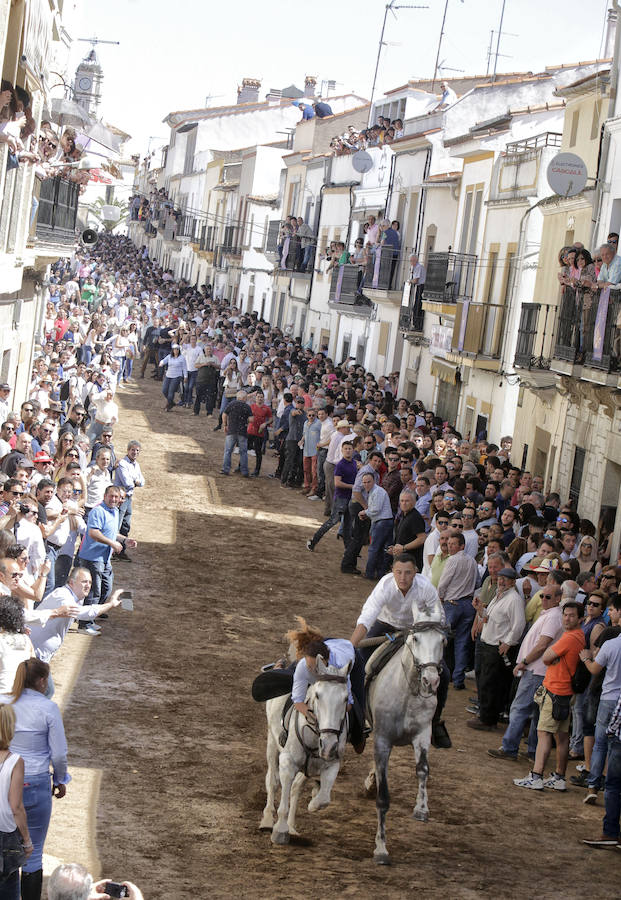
[364,773,377,798]
[374,852,391,865]
[259,816,274,831]
[288,826,300,837]
[271,829,290,845]
[412,808,429,822]
[308,797,328,812]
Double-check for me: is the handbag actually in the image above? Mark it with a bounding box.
[549,691,571,721]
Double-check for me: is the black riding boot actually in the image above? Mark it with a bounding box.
[21,869,43,900]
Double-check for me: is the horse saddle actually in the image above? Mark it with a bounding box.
[251,667,294,702]
[364,633,406,685]
[279,697,294,747]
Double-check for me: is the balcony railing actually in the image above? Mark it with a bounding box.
[364,245,411,293]
[35,177,79,245]
[553,285,621,372]
[399,308,425,333]
[277,238,316,274]
[451,300,505,358]
[514,302,557,369]
[423,251,478,304]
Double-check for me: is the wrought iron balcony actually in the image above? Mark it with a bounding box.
[399,308,425,333]
[553,285,621,373]
[514,302,556,369]
[422,251,477,304]
[328,264,373,315]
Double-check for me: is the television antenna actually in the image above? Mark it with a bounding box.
[77,37,120,51]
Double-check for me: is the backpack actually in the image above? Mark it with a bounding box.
[571,659,591,694]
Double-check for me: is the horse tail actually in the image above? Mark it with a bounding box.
[285,615,325,660]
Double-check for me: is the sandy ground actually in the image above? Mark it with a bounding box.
[41,376,619,899]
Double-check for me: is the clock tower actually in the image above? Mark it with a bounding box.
[73,48,104,118]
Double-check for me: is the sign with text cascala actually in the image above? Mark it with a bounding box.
[547,153,588,198]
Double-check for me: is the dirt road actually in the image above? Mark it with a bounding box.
[45,377,618,899]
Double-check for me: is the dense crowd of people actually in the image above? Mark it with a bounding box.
[0,238,149,897]
[1,227,620,896]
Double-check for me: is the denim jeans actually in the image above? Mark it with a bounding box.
[310,495,351,549]
[123,357,133,380]
[118,495,133,537]
[316,448,328,497]
[603,735,621,839]
[366,518,393,579]
[77,556,113,605]
[588,697,618,789]
[222,434,248,475]
[443,597,475,687]
[22,773,52,872]
[501,670,543,756]
[570,691,585,756]
[162,375,183,406]
[184,370,197,404]
[0,870,19,899]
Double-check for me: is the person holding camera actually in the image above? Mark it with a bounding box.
[47,863,144,900]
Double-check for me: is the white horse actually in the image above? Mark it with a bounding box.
[260,657,351,845]
[365,602,445,864]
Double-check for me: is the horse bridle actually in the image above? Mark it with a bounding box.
[294,673,349,774]
[402,621,446,697]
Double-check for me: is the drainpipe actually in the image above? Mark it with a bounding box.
[414,148,432,254]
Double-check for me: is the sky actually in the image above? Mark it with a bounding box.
[67,0,612,154]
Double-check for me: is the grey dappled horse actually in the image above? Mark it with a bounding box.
[260,657,351,845]
[365,601,445,863]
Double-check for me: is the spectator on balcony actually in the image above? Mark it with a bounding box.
[393,119,404,138]
[313,100,333,118]
[608,232,619,251]
[296,218,315,272]
[380,220,401,288]
[432,81,458,112]
[408,253,426,313]
[595,243,621,290]
[299,102,315,120]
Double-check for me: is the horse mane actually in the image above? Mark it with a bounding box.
[285,615,325,660]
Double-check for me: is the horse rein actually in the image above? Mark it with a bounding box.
[402,621,446,697]
[294,673,349,774]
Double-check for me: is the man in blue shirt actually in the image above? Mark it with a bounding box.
[77,484,136,613]
[360,472,394,580]
[300,103,314,120]
[313,100,333,118]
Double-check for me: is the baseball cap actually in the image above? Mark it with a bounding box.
[337,420,350,428]
[0,383,10,391]
[498,567,518,580]
[34,451,53,464]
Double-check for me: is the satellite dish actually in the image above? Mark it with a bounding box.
[101,205,121,222]
[547,152,588,198]
[352,150,374,174]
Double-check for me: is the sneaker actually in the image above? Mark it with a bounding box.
[466,705,480,715]
[465,669,476,680]
[543,772,567,791]
[431,720,452,749]
[248,449,256,456]
[584,791,599,805]
[453,683,466,691]
[468,696,480,705]
[513,771,544,791]
[582,835,619,848]
[570,770,590,788]
[78,624,101,636]
[307,494,320,501]
[233,447,240,454]
[306,540,314,552]
[576,764,587,773]
[487,748,518,761]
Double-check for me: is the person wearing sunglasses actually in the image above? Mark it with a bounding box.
[488,582,562,761]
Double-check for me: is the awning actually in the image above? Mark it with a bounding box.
[430,359,459,384]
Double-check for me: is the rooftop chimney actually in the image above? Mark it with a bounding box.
[266,88,283,103]
[605,8,618,59]
[304,75,317,99]
[237,77,261,105]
